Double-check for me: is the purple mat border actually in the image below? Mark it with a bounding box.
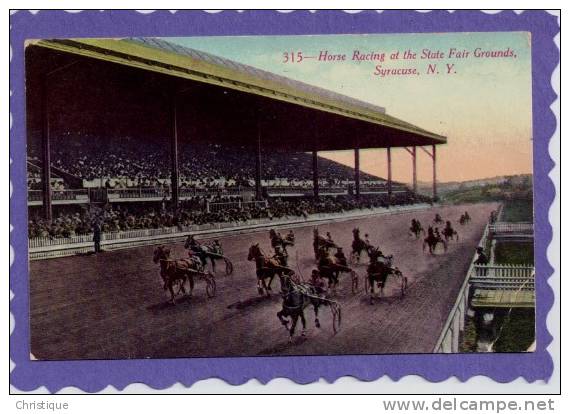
[9,10,559,392]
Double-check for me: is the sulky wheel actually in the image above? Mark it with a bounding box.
[330,302,341,334]
[205,273,216,298]
[400,275,408,298]
[224,257,234,276]
[174,279,185,296]
[349,252,358,265]
[351,271,359,294]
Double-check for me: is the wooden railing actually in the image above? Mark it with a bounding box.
[28,203,432,260]
[107,187,169,200]
[28,189,89,204]
[206,200,268,213]
[470,264,535,292]
[433,224,490,353]
[433,206,536,353]
[489,222,534,234]
[266,186,312,196]
[471,264,535,281]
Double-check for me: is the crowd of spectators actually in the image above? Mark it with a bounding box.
[27,192,430,239]
[28,137,382,190]
[27,135,432,239]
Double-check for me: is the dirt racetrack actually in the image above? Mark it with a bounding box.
[30,202,498,360]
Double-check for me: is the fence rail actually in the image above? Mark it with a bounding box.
[107,187,169,200]
[266,187,311,196]
[28,203,432,259]
[433,206,536,353]
[29,186,263,204]
[29,184,413,205]
[489,222,534,234]
[28,189,89,203]
[206,200,268,213]
[471,264,535,279]
[469,277,535,291]
[433,223,491,353]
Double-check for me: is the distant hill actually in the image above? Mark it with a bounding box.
[417,174,533,196]
[419,174,533,204]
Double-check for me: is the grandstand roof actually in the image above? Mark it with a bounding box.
[27,37,446,151]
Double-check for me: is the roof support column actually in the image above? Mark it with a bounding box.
[387,147,392,205]
[37,61,79,222]
[255,121,262,201]
[312,150,319,198]
[404,146,418,193]
[40,75,52,222]
[170,96,179,208]
[432,144,437,200]
[412,146,417,193]
[420,145,438,201]
[354,147,360,199]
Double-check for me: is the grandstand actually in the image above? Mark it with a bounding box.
[25,37,445,240]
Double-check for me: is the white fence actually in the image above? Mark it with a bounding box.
[206,200,268,213]
[471,264,535,281]
[433,224,490,353]
[28,203,432,260]
[433,208,536,353]
[107,187,169,201]
[30,186,255,205]
[28,189,89,205]
[29,184,412,205]
[489,222,534,234]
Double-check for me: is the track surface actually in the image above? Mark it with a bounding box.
[30,203,497,360]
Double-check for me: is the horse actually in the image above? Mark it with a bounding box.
[276,274,341,341]
[317,247,359,294]
[434,213,444,224]
[459,212,471,225]
[284,230,295,245]
[153,245,198,304]
[409,219,425,239]
[423,229,448,254]
[313,228,337,260]
[184,236,232,274]
[351,228,372,263]
[269,229,295,252]
[247,243,295,296]
[365,248,407,303]
[442,221,459,242]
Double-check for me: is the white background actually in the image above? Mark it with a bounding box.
[2,1,563,410]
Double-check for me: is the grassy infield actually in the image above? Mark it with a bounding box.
[461,199,535,353]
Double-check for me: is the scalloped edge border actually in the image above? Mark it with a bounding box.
[9,9,559,393]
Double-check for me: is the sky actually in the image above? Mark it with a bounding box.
[167,32,532,184]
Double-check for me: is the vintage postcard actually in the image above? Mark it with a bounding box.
[9,10,559,392]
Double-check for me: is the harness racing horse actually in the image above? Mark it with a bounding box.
[442,221,459,242]
[350,228,373,263]
[459,212,471,225]
[153,246,216,304]
[269,229,295,252]
[277,274,341,341]
[365,248,407,303]
[247,243,295,296]
[184,236,234,275]
[317,247,359,294]
[313,228,337,260]
[409,219,425,239]
[423,227,448,254]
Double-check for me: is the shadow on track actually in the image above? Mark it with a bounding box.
[227,294,280,310]
[257,335,309,355]
[146,294,207,314]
